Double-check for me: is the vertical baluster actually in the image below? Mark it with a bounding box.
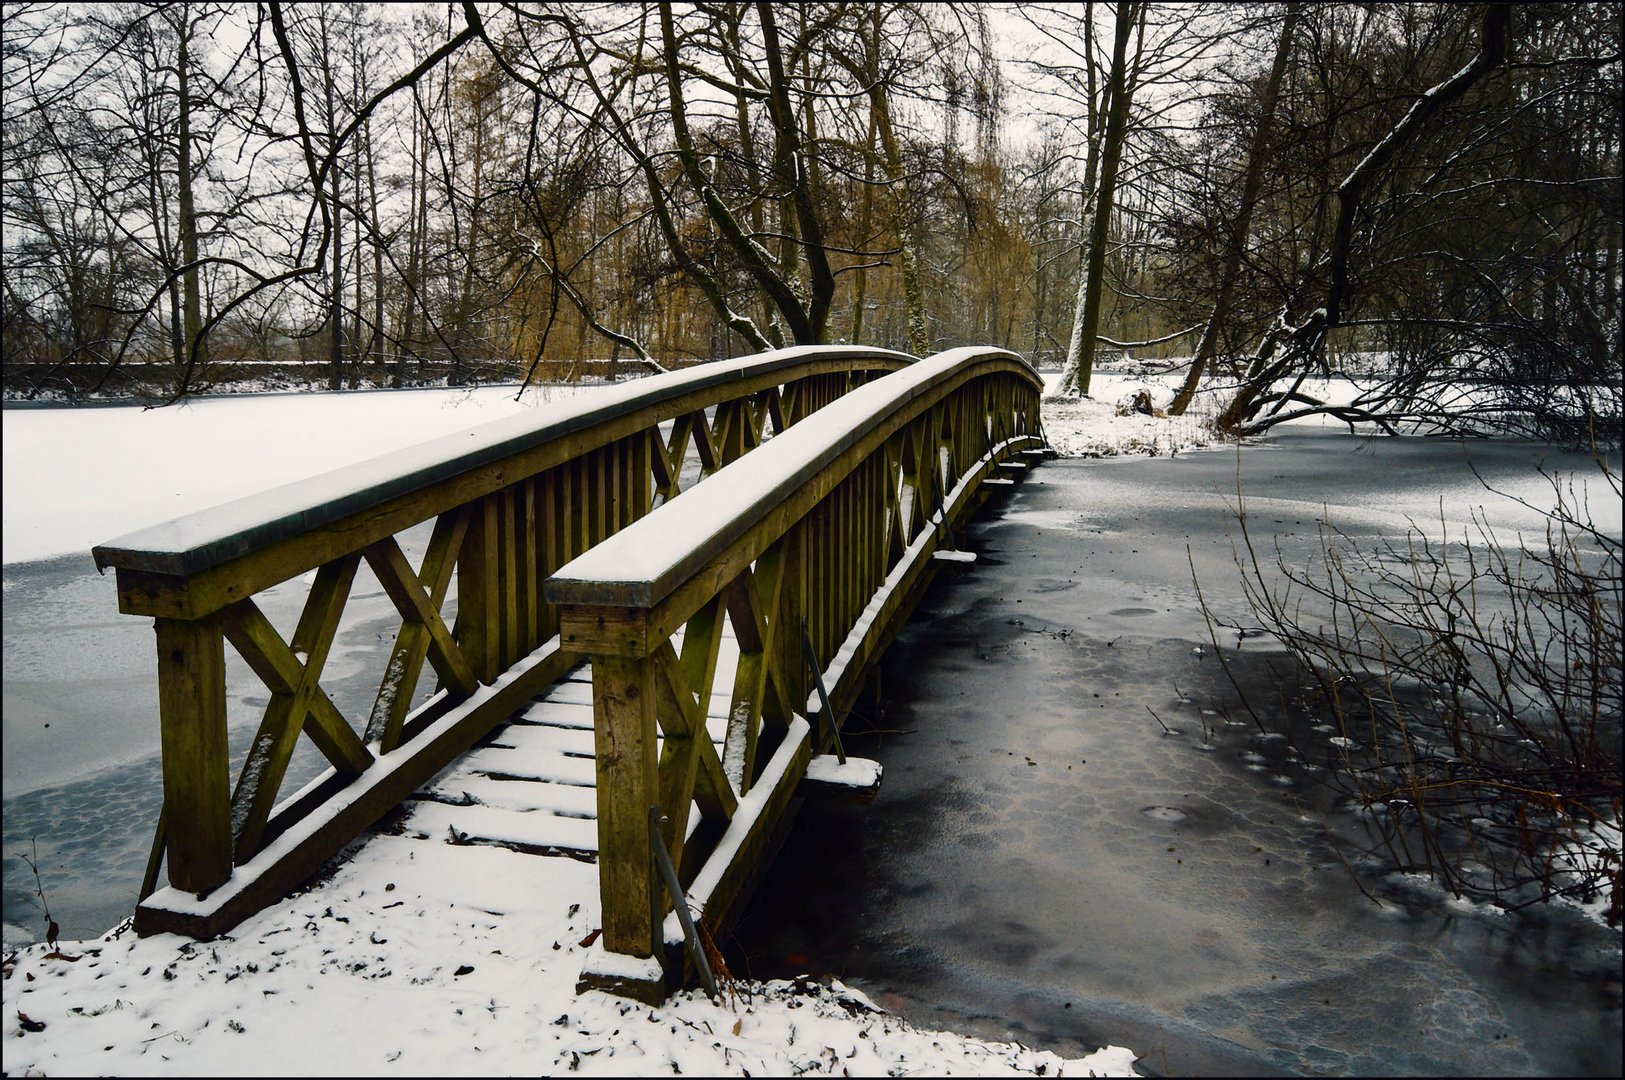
[499,486,519,669]
[592,446,609,546]
[459,495,500,684]
[539,467,560,643]
[780,520,806,716]
[630,429,652,525]
[607,440,624,535]
[520,478,539,655]
[573,454,590,557]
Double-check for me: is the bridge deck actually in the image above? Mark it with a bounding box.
[394,631,745,865]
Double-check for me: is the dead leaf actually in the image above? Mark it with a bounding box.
[17,1011,46,1033]
[579,928,602,948]
[732,1019,742,1036]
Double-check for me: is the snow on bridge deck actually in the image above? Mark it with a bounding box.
[393,630,744,864]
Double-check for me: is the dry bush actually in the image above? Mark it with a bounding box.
[1219,454,1621,921]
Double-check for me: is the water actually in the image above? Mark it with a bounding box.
[725,431,1621,1076]
[2,527,440,946]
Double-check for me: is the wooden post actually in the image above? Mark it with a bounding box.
[777,521,806,714]
[155,615,231,894]
[591,653,662,960]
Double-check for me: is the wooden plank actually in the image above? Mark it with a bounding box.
[520,478,539,656]
[503,486,522,667]
[775,521,806,719]
[230,553,361,860]
[458,495,500,684]
[154,616,231,894]
[363,537,479,697]
[630,427,652,525]
[539,468,561,643]
[677,595,725,722]
[366,508,468,750]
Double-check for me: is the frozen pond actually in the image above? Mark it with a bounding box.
[727,430,1621,1076]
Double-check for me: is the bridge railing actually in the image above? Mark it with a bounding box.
[91,345,914,938]
[545,347,1046,1001]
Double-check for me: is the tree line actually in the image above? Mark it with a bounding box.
[3,2,1618,435]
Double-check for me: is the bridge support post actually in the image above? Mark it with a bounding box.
[580,652,666,1003]
[154,615,232,894]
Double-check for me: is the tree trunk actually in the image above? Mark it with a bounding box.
[1061,2,1137,398]
[864,7,927,356]
[1168,4,1299,416]
[176,7,205,391]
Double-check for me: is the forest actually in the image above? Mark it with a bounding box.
[3,2,1620,437]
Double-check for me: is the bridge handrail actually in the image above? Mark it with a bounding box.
[93,345,914,598]
[544,346,1045,1000]
[111,344,916,939]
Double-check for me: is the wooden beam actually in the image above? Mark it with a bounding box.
[365,507,467,750]
[364,537,478,697]
[229,553,361,860]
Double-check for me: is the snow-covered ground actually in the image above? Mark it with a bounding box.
[2,836,1136,1077]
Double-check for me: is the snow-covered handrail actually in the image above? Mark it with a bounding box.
[108,345,915,940]
[93,346,912,583]
[543,347,1046,1002]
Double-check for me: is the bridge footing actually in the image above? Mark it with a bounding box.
[577,944,668,1004]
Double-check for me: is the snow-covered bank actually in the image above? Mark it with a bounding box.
[2,836,1136,1077]
[1035,368,1376,459]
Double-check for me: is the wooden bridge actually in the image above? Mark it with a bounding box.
[91,344,1046,1003]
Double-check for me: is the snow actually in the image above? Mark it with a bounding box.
[805,755,883,790]
[3,836,1138,1077]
